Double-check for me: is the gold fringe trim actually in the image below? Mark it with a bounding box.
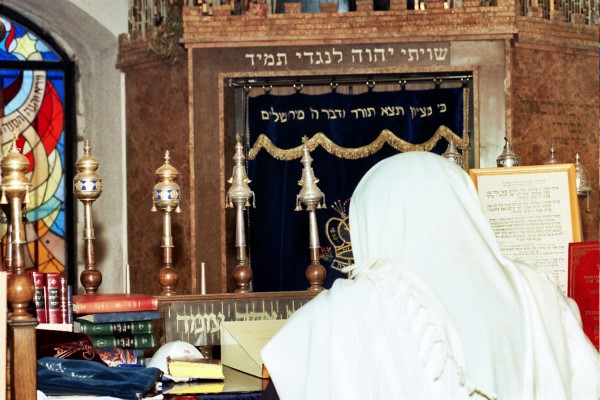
[247,125,469,161]
[462,88,470,168]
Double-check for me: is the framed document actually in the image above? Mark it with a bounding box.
[469,164,582,294]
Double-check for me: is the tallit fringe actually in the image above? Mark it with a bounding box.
[348,259,497,400]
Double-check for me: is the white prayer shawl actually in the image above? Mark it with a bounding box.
[262,151,599,399]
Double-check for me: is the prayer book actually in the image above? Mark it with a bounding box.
[76,319,154,335]
[568,241,599,349]
[72,293,158,314]
[92,333,158,349]
[75,310,161,323]
[167,356,225,380]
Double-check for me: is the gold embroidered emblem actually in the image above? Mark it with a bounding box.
[321,199,353,271]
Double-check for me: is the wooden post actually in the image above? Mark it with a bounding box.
[8,320,37,400]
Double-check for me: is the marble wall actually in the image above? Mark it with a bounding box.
[511,45,598,241]
[122,57,192,295]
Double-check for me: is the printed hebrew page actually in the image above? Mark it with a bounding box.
[470,164,581,294]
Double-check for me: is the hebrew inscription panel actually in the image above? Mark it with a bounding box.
[162,293,314,345]
[216,42,451,71]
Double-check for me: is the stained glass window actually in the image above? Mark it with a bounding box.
[0,13,73,276]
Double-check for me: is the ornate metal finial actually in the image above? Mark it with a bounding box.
[295,138,326,292]
[73,139,103,294]
[574,153,592,214]
[226,134,255,293]
[151,150,182,295]
[544,142,561,165]
[496,137,521,167]
[441,140,464,168]
[1,135,35,320]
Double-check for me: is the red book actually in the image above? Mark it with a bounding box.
[72,293,158,314]
[45,273,63,324]
[30,271,48,324]
[568,241,599,350]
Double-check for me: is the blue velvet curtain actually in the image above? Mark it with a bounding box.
[247,87,466,292]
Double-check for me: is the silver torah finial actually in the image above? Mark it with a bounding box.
[496,137,521,167]
[442,140,464,168]
[226,134,255,293]
[296,136,326,292]
[574,153,592,214]
[544,142,561,165]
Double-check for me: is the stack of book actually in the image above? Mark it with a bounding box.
[72,293,160,366]
[29,271,73,331]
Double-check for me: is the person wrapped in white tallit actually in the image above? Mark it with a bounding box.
[261,151,599,399]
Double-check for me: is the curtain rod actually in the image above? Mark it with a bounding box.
[228,73,472,89]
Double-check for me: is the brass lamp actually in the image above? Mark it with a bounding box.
[295,137,327,292]
[151,150,181,295]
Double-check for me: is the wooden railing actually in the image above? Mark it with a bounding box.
[128,0,598,41]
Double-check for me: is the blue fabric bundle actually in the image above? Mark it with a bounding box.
[37,357,162,399]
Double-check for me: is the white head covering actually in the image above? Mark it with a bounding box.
[262,151,599,399]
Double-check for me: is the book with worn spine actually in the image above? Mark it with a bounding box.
[92,333,158,349]
[568,241,599,350]
[46,272,63,324]
[72,293,158,314]
[77,319,154,335]
[30,271,48,323]
[75,310,161,324]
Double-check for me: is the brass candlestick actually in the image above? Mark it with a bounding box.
[73,140,103,294]
[226,134,255,293]
[295,137,326,292]
[1,136,34,320]
[151,150,181,296]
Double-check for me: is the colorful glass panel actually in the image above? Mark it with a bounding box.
[0,16,67,273]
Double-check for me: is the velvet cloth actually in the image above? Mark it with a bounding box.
[37,357,162,399]
[262,152,599,399]
[36,329,107,365]
[248,88,465,292]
